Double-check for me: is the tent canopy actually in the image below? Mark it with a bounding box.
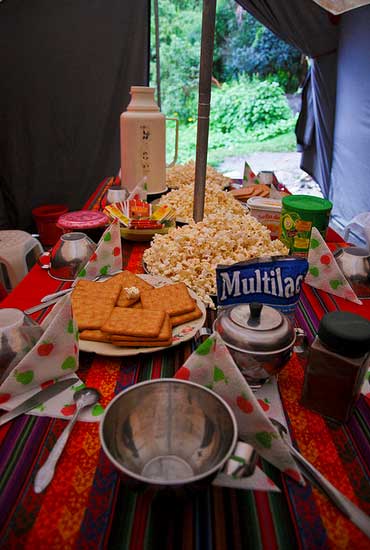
[1,0,370,239]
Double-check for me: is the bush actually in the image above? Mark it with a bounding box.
[210,76,292,134]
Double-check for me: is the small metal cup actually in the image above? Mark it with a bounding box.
[106,186,127,205]
[38,232,96,281]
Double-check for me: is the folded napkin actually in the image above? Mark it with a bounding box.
[175,332,304,488]
[0,296,103,422]
[76,219,122,281]
[305,227,362,304]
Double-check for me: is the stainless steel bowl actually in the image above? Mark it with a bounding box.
[39,232,96,281]
[334,246,370,298]
[100,379,238,490]
[0,308,44,383]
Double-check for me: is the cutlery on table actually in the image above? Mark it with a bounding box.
[34,387,101,493]
[24,298,61,315]
[0,378,76,427]
[270,418,370,539]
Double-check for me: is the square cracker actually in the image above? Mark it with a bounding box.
[79,329,111,342]
[71,283,121,330]
[108,271,154,307]
[110,313,172,342]
[101,307,165,338]
[140,282,195,316]
[113,337,172,348]
[170,302,203,327]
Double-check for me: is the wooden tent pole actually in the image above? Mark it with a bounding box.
[193,0,217,222]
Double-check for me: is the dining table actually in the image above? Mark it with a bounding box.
[0,176,370,550]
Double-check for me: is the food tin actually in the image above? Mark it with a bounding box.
[247,197,282,238]
[280,195,332,256]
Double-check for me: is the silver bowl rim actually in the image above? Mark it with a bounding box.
[99,378,238,486]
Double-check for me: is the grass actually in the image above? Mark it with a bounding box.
[166,122,297,170]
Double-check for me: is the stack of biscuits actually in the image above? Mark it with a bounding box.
[230,184,270,202]
[71,271,203,348]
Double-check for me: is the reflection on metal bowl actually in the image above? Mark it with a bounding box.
[99,379,237,491]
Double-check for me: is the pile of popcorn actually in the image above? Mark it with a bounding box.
[159,180,245,223]
[143,212,288,308]
[166,161,230,190]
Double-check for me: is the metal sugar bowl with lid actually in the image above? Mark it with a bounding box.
[214,302,301,385]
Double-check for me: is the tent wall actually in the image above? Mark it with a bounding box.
[0,0,149,231]
[329,4,370,236]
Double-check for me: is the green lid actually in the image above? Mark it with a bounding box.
[282,195,332,213]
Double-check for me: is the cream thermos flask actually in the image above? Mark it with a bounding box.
[120,86,178,195]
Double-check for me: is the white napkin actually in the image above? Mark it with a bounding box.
[76,219,122,281]
[175,332,304,488]
[305,227,362,304]
[0,296,103,422]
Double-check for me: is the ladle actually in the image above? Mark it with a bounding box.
[270,418,370,538]
[34,387,101,493]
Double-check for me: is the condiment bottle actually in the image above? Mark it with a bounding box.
[301,311,370,423]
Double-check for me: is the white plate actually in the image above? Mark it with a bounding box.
[79,274,206,356]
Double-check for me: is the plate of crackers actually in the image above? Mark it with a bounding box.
[72,270,206,356]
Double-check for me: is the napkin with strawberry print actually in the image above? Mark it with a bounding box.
[305,227,362,304]
[175,332,304,489]
[75,219,122,281]
[0,296,103,422]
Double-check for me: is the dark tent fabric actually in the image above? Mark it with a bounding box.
[236,0,339,198]
[329,4,370,237]
[0,0,149,231]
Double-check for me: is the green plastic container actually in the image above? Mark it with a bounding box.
[280,195,332,256]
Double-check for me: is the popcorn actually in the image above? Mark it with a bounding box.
[159,181,245,223]
[143,213,288,308]
[166,161,231,190]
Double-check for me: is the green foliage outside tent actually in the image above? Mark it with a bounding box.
[150,0,303,164]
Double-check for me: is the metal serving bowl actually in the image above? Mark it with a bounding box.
[334,246,370,298]
[39,232,96,281]
[99,379,238,490]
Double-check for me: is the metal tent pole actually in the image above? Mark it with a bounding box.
[193,0,217,222]
[154,0,161,109]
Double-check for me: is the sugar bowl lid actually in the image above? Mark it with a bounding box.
[214,302,296,353]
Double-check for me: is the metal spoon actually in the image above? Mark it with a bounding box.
[270,418,370,538]
[34,387,101,493]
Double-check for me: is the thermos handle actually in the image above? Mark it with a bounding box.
[166,117,179,168]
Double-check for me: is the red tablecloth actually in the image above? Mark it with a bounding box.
[0,178,369,549]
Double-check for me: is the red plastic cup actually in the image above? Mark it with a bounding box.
[32,204,69,247]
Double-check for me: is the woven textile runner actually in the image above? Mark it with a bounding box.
[0,179,369,549]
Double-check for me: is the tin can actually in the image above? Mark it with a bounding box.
[279,195,332,256]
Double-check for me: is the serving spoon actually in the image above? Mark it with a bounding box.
[34,387,101,493]
[270,418,370,538]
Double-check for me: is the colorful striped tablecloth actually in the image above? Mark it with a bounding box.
[0,178,369,549]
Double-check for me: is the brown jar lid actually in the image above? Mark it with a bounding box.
[318,311,370,358]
